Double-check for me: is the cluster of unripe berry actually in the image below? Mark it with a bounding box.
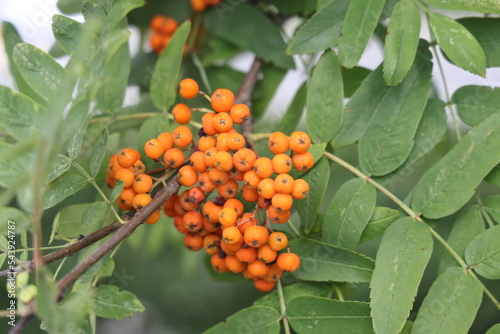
[106,78,314,291]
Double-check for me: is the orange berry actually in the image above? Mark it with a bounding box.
[225,255,247,273]
[163,194,178,217]
[150,33,165,53]
[190,151,208,173]
[145,210,161,224]
[258,196,272,210]
[173,215,189,233]
[271,193,293,212]
[201,113,218,136]
[211,88,234,113]
[233,148,257,172]
[202,201,223,223]
[163,147,185,168]
[214,151,234,171]
[243,170,262,190]
[184,233,204,251]
[247,260,269,278]
[221,236,243,254]
[272,154,293,174]
[217,178,239,199]
[223,198,244,217]
[204,147,219,168]
[172,103,192,124]
[150,14,166,31]
[198,135,216,151]
[244,225,269,248]
[257,244,277,263]
[219,207,238,227]
[203,219,221,233]
[183,210,204,232]
[236,212,255,234]
[292,152,314,172]
[173,125,193,148]
[118,187,137,207]
[179,78,199,99]
[190,0,207,12]
[208,168,230,185]
[268,132,289,154]
[160,17,178,35]
[203,234,221,255]
[263,264,282,282]
[289,131,311,153]
[228,166,245,181]
[216,133,230,151]
[132,160,146,174]
[117,148,140,168]
[114,168,135,188]
[107,154,120,176]
[267,206,291,224]
[291,179,309,199]
[213,112,233,133]
[187,186,205,203]
[227,133,246,150]
[222,226,242,244]
[144,138,165,159]
[210,254,229,273]
[254,278,276,292]
[132,193,152,210]
[257,178,276,199]
[253,157,274,179]
[157,132,174,150]
[276,252,301,272]
[198,172,217,192]
[229,103,250,124]
[116,198,133,211]
[132,174,153,194]
[241,185,259,202]
[235,246,257,264]
[179,190,199,211]
[178,165,198,187]
[274,174,294,194]
[268,232,288,251]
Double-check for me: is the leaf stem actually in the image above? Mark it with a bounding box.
[322,151,500,310]
[475,193,495,228]
[286,220,302,238]
[249,132,273,141]
[277,280,291,334]
[334,284,345,302]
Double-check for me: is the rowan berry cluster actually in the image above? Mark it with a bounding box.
[149,15,180,54]
[190,0,221,12]
[106,78,314,291]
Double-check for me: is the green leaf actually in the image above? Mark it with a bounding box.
[412,267,483,334]
[483,195,500,222]
[52,14,83,54]
[485,165,500,188]
[13,43,66,102]
[36,268,60,333]
[43,172,89,210]
[203,305,280,334]
[203,2,294,70]
[359,43,432,176]
[341,66,371,98]
[429,13,486,77]
[68,120,90,160]
[453,85,500,127]
[360,207,400,243]
[288,296,373,334]
[295,157,330,234]
[465,224,500,279]
[254,282,333,311]
[411,112,500,218]
[93,285,145,320]
[0,85,41,141]
[48,156,71,182]
[370,218,433,334]
[486,324,500,334]
[289,238,375,283]
[332,66,387,148]
[151,21,191,111]
[82,201,107,227]
[438,205,484,275]
[306,50,343,143]
[0,142,31,188]
[457,18,500,68]
[0,207,31,235]
[287,0,349,55]
[322,178,376,249]
[107,0,144,29]
[90,128,108,178]
[275,82,307,135]
[374,99,447,185]
[57,0,84,14]
[52,203,104,239]
[338,0,386,68]
[383,0,421,86]
[422,0,500,14]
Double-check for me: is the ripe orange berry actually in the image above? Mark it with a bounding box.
[215,133,230,151]
[267,206,291,224]
[184,233,204,251]
[203,234,221,255]
[268,132,289,154]
[268,232,288,251]
[235,246,257,264]
[211,254,229,273]
[223,198,244,217]
[257,244,277,263]
[204,147,219,168]
[172,103,192,124]
[217,178,239,199]
[150,33,168,53]
[233,148,257,172]
[225,255,247,273]
[211,88,235,113]
[118,187,137,207]
[132,193,152,210]
[229,103,250,124]
[198,135,216,151]
[221,237,243,255]
[179,78,199,99]
[198,172,217,192]
[291,178,309,199]
[289,131,311,153]
[190,0,207,12]
[222,226,242,244]
[227,133,246,150]
[133,173,153,194]
[257,178,276,199]
[116,198,133,211]
[274,174,294,194]
[201,113,218,136]
[107,154,120,176]
[163,194,178,217]
[228,166,245,181]
[174,200,187,216]
[219,207,238,227]
[150,14,166,31]
[263,264,282,282]
[190,151,208,173]
[173,215,189,233]
[203,218,220,233]
[117,148,140,168]
[243,170,262,190]
[208,168,230,185]
[272,154,293,174]
[213,112,233,133]
[254,278,276,292]
[241,185,259,202]
[271,193,293,212]
[157,132,174,150]
[144,138,165,159]
[173,125,193,148]
[202,201,223,223]
[145,210,161,224]
[214,151,233,172]
[244,225,269,248]
[236,212,255,234]
[163,147,184,168]
[276,252,301,272]
[247,260,269,278]
[114,168,135,188]
[160,17,178,35]
[183,210,204,232]
[132,160,146,174]
[253,157,274,179]
[179,191,199,211]
[178,165,198,187]
[187,186,205,203]
[293,152,314,172]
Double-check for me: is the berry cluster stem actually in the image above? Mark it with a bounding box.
[277,279,291,334]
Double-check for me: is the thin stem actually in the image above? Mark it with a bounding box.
[53,257,67,280]
[334,285,345,302]
[249,133,273,142]
[13,245,68,253]
[90,112,159,125]
[277,280,291,334]
[414,0,432,16]
[322,151,500,310]
[191,52,212,93]
[286,220,301,238]
[475,193,495,228]
[191,107,215,113]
